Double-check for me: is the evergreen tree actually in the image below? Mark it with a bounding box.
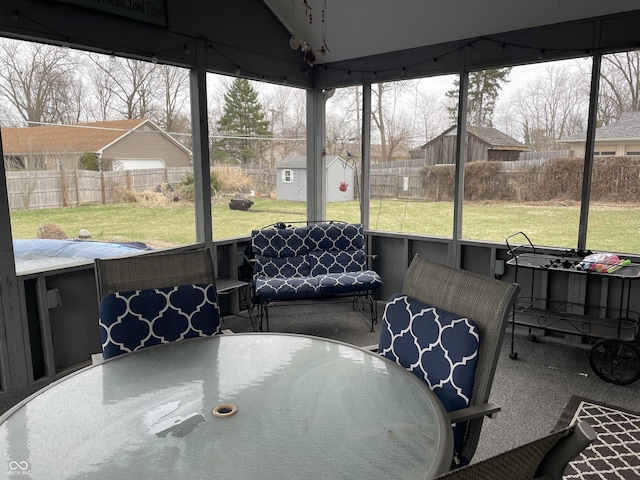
[215,78,271,165]
[445,68,511,127]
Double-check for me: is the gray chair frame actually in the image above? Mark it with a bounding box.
[93,247,227,362]
[397,253,521,465]
[95,247,217,300]
[436,420,597,480]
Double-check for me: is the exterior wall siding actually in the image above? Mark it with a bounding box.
[102,130,191,168]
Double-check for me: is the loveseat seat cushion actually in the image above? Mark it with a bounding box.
[254,254,311,279]
[378,293,480,451]
[254,275,321,300]
[317,270,383,294]
[99,283,221,359]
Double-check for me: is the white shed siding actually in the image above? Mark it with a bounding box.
[276,167,306,201]
[326,157,354,202]
[276,156,353,202]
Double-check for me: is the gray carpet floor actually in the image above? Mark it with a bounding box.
[1,300,639,465]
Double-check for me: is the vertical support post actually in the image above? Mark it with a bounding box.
[35,278,56,378]
[578,51,602,251]
[0,128,29,390]
[450,67,468,268]
[306,88,328,222]
[190,38,213,248]
[361,83,372,229]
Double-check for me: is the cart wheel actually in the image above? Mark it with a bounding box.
[588,339,640,385]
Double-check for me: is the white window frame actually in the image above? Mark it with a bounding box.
[282,169,294,183]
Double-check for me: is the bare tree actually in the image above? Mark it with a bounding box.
[326,86,361,159]
[156,64,190,132]
[262,85,306,167]
[84,54,161,120]
[598,49,640,125]
[372,81,414,162]
[325,107,359,157]
[412,84,449,146]
[510,63,587,150]
[0,39,82,126]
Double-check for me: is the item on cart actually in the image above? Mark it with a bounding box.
[576,253,631,274]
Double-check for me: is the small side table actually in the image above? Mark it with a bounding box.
[216,278,254,330]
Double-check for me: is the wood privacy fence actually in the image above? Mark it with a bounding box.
[7,156,640,209]
[6,167,192,210]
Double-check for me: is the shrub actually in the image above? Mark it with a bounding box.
[37,223,67,239]
[178,171,222,201]
[540,157,583,200]
[465,161,514,201]
[112,187,137,203]
[78,152,99,171]
[422,164,455,201]
[213,165,253,193]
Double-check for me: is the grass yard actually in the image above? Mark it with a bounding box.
[9,198,640,254]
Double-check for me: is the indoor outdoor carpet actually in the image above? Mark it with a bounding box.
[555,395,640,479]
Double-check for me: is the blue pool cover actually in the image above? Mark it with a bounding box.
[13,239,151,273]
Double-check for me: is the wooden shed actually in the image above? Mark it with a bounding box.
[411,125,528,165]
[276,156,354,202]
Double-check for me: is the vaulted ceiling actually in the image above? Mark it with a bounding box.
[264,0,640,64]
[0,1,639,89]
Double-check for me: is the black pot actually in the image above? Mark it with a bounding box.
[229,198,254,211]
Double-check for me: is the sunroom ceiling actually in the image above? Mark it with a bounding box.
[0,0,638,87]
[263,0,640,64]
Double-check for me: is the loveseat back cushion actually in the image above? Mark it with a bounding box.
[308,249,367,275]
[307,223,365,251]
[307,223,367,275]
[378,293,480,452]
[252,226,309,258]
[99,283,221,359]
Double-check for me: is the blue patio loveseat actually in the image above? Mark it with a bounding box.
[250,221,383,331]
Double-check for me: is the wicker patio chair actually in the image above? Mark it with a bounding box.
[94,247,223,360]
[378,253,520,466]
[435,420,597,479]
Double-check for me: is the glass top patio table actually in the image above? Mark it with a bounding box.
[0,333,453,479]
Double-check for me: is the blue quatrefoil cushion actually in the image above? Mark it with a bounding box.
[99,283,221,359]
[378,293,480,450]
[251,226,309,258]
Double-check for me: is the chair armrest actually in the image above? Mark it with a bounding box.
[363,344,378,352]
[448,402,501,423]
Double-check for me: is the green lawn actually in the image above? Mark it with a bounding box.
[9,198,640,254]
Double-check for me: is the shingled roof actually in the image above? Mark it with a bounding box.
[422,125,527,151]
[277,156,346,169]
[564,111,640,142]
[464,125,527,150]
[1,118,158,155]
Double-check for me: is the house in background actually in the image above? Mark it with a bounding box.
[562,111,640,157]
[2,118,192,171]
[410,125,528,165]
[276,156,355,202]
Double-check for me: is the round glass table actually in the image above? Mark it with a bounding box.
[0,333,453,479]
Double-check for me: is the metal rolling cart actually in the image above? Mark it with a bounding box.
[506,231,640,385]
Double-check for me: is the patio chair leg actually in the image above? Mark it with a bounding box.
[257,302,270,332]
